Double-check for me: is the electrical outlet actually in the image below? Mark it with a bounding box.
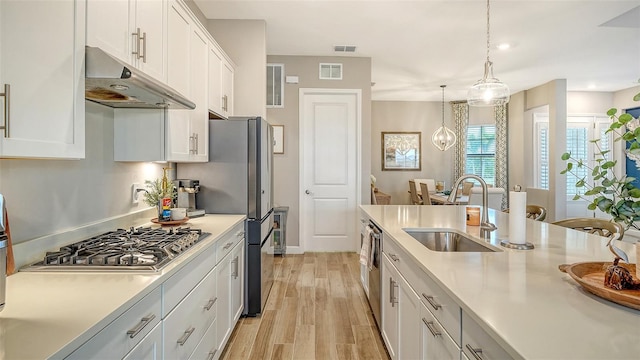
[132,183,145,204]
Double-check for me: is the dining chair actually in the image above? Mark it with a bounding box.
[419,182,432,205]
[468,187,505,210]
[408,180,423,205]
[413,179,436,194]
[504,204,547,221]
[371,186,378,205]
[551,217,624,240]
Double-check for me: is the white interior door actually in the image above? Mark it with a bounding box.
[300,89,360,252]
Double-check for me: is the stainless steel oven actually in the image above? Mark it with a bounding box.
[367,221,382,328]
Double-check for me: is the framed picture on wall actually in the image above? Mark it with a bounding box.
[273,125,284,154]
[381,131,421,171]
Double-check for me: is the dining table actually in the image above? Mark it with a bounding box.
[426,192,469,205]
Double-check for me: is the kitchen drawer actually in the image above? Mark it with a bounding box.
[215,222,244,264]
[462,311,513,360]
[384,237,461,345]
[190,315,219,360]
[66,286,162,360]
[420,300,460,360]
[123,321,163,360]
[163,238,217,317]
[164,266,218,360]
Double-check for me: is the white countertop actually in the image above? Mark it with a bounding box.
[360,205,640,360]
[0,214,245,360]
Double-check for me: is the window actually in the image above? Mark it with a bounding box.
[466,125,496,185]
[267,64,284,107]
[534,115,611,196]
[319,63,342,80]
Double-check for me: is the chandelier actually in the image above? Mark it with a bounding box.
[467,0,510,107]
[431,85,456,151]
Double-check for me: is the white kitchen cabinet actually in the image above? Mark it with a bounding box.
[230,239,245,323]
[0,0,85,159]
[87,0,167,82]
[381,254,399,360]
[208,40,235,119]
[65,286,163,360]
[165,0,208,162]
[420,301,459,360]
[462,311,513,360]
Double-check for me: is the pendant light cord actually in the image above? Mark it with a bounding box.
[486,0,491,63]
[441,85,446,126]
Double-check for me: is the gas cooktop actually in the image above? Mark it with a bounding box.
[22,226,210,272]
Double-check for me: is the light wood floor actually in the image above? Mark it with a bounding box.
[220,252,390,360]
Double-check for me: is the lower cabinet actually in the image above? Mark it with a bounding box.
[462,311,513,360]
[64,222,246,360]
[381,253,421,360]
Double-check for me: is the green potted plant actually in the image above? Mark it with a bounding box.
[142,178,176,219]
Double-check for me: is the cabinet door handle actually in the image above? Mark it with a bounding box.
[389,253,399,262]
[232,256,239,278]
[1,84,10,138]
[204,297,217,311]
[422,318,442,337]
[126,314,156,339]
[206,349,218,360]
[132,28,141,59]
[465,344,485,360]
[389,277,398,307]
[140,30,147,63]
[422,293,442,310]
[194,133,199,154]
[177,327,196,346]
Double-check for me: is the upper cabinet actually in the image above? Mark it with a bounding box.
[87,0,167,82]
[0,0,85,159]
[209,42,235,119]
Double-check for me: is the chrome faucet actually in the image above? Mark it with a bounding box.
[448,174,497,233]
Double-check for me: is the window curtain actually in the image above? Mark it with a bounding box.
[452,102,469,182]
[494,104,509,210]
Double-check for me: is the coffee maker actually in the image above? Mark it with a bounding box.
[174,179,205,218]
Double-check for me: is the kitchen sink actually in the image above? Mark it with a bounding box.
[404,230,497,252]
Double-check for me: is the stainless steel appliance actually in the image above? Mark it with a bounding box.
[85,46,195,110]
[174,179,205,218]
[368,221,382,328]
[0,194,7,312]
[177,116,274,317]
[21,226,209,272]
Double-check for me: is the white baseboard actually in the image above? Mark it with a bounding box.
[281,246,360,255]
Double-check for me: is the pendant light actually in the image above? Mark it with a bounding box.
[467,0,510,107]
[432,85,456,151]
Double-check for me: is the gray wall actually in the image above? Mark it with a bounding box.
[266,55,372,249]
[0,101,164,245]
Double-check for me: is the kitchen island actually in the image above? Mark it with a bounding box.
[361,205,639,360]
[0,214,245,359]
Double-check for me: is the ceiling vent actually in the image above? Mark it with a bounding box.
[333,45,357,52]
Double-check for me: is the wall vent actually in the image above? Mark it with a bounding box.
[333,45,356,52]
[319,63,343,80]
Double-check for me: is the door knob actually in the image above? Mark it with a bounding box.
[305,190,311,194]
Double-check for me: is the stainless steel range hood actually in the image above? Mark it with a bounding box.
[85,46,195,110]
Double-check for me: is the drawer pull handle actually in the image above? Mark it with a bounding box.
[206,349,218,360]
[223,242,233,250]
[389,253,399,262]
[422,293,442,310]
[422,318,442,337]
[126,314,156,339]
[466,344,485,360]
[204,297,217,311]
[236,231,245,238]
[177,327,196,346]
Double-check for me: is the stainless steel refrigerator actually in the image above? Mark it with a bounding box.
[177,116,274,317]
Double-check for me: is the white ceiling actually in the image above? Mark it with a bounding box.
[194,0,640,102]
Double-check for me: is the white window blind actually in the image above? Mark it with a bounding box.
[466,125,496,185]
[534,119,549,189]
